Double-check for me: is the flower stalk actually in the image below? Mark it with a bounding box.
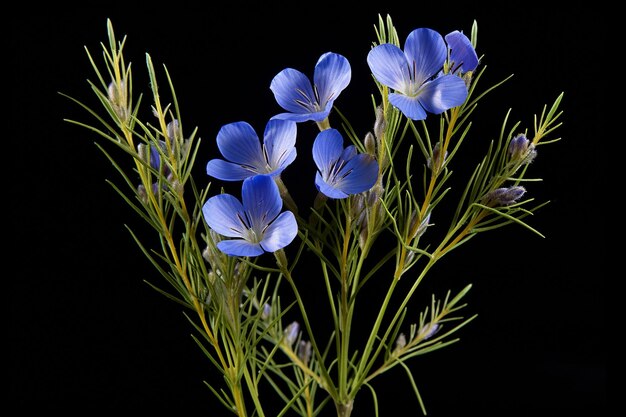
[64,14,562,417]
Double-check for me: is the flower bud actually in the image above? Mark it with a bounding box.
[483,186,526,206]
[374,105,386,140]
[284,321,300,346]
[409,212,431,240]
[364,132,376,155]
[107,80,129,121]
[417,323,439,340]
[508,134,537,165]
[427,142,447,171]
[167,119,181,143]
[261,303,271,320]
[297,340,312,366]
[367,182,384,207]
[394,333,407,352]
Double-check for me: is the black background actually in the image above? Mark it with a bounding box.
[10,3,605,415]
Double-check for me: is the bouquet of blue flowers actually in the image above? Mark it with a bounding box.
[63,14,562,416]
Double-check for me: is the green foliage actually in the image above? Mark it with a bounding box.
[63,15,563,417]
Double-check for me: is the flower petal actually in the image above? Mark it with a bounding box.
[202,194,247,238]
[312,129,344,178]
[315,171,349,199]
[217,239,264,257]
[403,28,447,85]
[206,159,256,181]
[263,119,297,172]
[270,68,316,114]
[271,111,328,123]
[334,154,378,195]
[417,75,468,114]
[216,122,264,167]
[388,93,427,120]
[241,175,282,230]
[445,30,478,72]
[367,44,410,92]
[260,211,298,252]
[313,52,351,106]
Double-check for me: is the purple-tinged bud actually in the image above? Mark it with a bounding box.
[297,340,312,365]
[284,321,300,346]
[427,142,447,171]
[417,323,440,340]
[508,134,537,165]
[367,183,384,207]
[483,186,526,206]
[261,303,271,320]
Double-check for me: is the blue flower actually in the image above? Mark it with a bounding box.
[270,52,351,123]
[206,119,297,181]
[312,129,378,199]
[202,175,298,257]
[445,30,478,73]
[367,28,469,120]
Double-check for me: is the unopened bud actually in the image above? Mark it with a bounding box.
[483,186,526,206]
[364,132,376,155]
[137,184,148,204]
[107,80,129,121]
[508,134,537,165]
[374,105,386,140]
[284,321,300,346]
[427,142,447,171]
[137,143,150,164]
[359,227,368,251]
[297,340,312,365]
[167,119,181,142]
[261,303,271,320]
[395,333,407,351]
[418,323,440,340]
[409,212,431,240]
[367,183,384,207]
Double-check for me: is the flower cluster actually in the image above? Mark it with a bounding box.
[68,15,563,417]
[202,26,478,257]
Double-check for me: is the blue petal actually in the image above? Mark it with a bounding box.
[260,211,298,252]
[418,75,468,114]
[270,68,316,114]
[263,119,297,171]
[202,193,247,238]
[217,239,264,257]
[241,175,282,230]
[149,144,162,170]
[315,171,349,199]
[206,159,256,181]
[388,93,427,120]
[312,129,344,177]
[445,31,478,72]
[216,122,264,167]
[367,44,410,92]
[313,52,351,107]
[340,145,357,161]
[403,28,447,85]
[334,154,378,195]
[271,111,328,123]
